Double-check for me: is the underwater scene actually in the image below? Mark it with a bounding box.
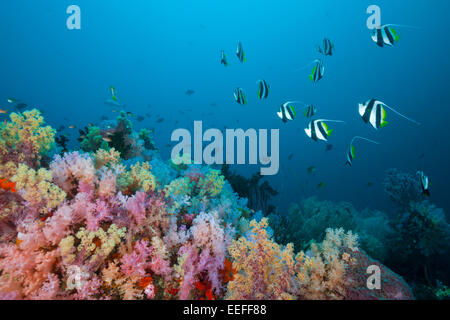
[0,0,449,301]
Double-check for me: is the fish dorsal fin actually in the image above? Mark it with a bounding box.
[382,102,421,125]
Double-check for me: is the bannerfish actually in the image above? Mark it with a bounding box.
[417,171,430,196]
[110,86,118,102]
[358,99,420,130]
[221,50,229,67]
[7,98,19,104]
[304,119,345,142]
[236,41,246,63]
[346,136,380,166]
[257,80,269,99]
[318,38,334,56]
[310,59,325,82]
[304,105,316,118]
[277,101,298,123]
[234,88,247,105]
[371,24,419,47]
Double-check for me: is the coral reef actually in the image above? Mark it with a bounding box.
[268,197,392,262]
[0,110,425,300]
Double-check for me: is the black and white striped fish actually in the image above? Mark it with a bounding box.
[346,136,379,166]
[310,59,325,82]
[221,50,229,66]
[371,25,400,47]
[277,101,297,123]
[236,41,246,63]
[304,119,345,142]
[417,171,430,196]
[257,80,269,99]
[234,88,247,105]
[358,99,420,130]
[304,105,316,118]
[318,38,334,56]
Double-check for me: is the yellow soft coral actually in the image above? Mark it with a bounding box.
[118,162,156,194]
[226,218,296,300]
[94,148,121,169]
[1,109,55,158]
[293,228,358,300]
[11,163,66,213]
[75,224,126,262]
[198,169,225,197]
[164,177,192,198]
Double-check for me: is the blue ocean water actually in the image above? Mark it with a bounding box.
[0,0,449,215]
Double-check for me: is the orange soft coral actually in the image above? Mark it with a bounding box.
[0,178,16,193]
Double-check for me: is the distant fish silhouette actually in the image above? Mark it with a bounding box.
[185,89,195,96]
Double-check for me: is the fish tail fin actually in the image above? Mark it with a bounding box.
[383,103,421,125]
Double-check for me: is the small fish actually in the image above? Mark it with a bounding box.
[417,171,430,196]
[346,136,379,166]
[69,125,76,129]
[110,86,118,102]
[185,89,195,96]
[317,182,326,189]
[137,115,145,122]
[277,101,300,123]
[103,137,112,143]
[7,98,19,104]
[221,50,229,67]
[236,41,246,63]
[100,116,108,121]
[310,59,325,82]
[371,25,399,47]
[318,38,334,56]
[0,108,8,114]
[210,102,217,107]
[234,88,247,105]
[305,119,345,142]
[156,118,164,123]
[367,182,374,187]
[359,99,420,130]
[126,112,134,117]
[307,166,316,174]
[304,105,316,118]
[288,153,294,160]
[325,143,333,152]
[257,80,269,99]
